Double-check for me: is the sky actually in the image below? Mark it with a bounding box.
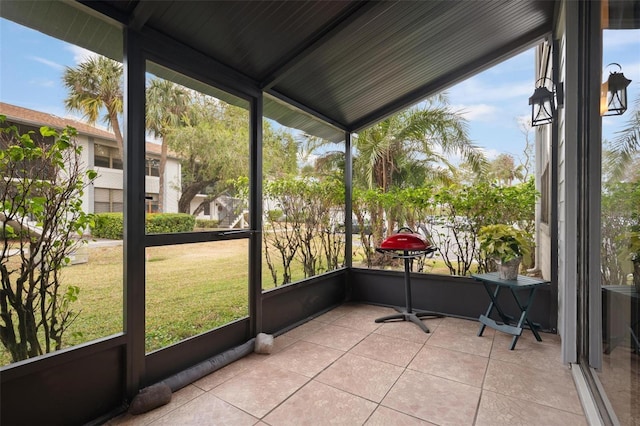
[1,17,639,163]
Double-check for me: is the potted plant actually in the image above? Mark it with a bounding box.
[478,224,531,280]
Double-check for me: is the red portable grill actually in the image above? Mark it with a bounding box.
[375,227,441,333]
[378,230,436,253]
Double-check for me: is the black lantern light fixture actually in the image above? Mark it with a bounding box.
[529,77,560,127]
[601,63,632,116]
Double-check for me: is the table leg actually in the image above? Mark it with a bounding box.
[478,284,500,337]
[508,287,542,350]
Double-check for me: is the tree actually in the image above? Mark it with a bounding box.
[146,79,190,212]
[351,99,485,261]
[354,100,484,192]
[164,94,248,215]
[0,117,96,362]
[63,56,124,160]
[606,94,640,181]
[487,153,525,186]
[518,119,534,181]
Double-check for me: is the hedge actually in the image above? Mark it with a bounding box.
[195,219,219,229]
[91,213,195,239]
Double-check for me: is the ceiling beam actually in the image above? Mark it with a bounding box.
[260,1,384,90]
[265,88,349,132]
[349,25,553,133]
[130,0,165,31]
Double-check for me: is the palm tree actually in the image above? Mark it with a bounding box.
[63,56,124,159]
[351,98,485,255]
[354,100,485,192]
[606,94,640,180]
[146,79,190,212]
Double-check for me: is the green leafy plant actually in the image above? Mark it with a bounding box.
[0,116,96,362]
[478,224,531,263]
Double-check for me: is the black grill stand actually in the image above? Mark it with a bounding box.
[374,249,442,333]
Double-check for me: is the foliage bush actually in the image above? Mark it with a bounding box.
[600,180,640,285]
[92,213,124,239]
[262,177,345,286]
[92,213,196,238]
[195,218,219,229]
[351,179,538,275]
[146,213,195,234]
[1,118,96,362]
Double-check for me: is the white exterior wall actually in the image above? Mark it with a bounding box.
[89,142,181,214]
[95,167,124,190]
[164,159,181,213]
[77,134,92,216]
[145,175,159,194]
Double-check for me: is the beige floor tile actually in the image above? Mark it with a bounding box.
[315,352,404,402]
[313,305,352,323]
[408,345,488,387]
[364,406,437,425]
[301,324,369,351]
[107,385,204,426]
[211,364,309,418]
[351,333,424,367]
[262,340,344,377]
[270,334,297,353]
[490,332,566,374]
[347,303,397,316]
[374,320,435,344]
[382,369,481,426]
[475,389,587,426]
[483,359,583,414]
[331,311,384,333]
[150,392,259,426]
[438,316,487,333]
[263,380,377,425]
[425,323,494,357]
[193,353,266,391]
[281,320,326,340]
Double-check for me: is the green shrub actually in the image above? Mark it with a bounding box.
[195,219,219,229]
[266,209,284,222]
[92,213,124,239]
[146,213,195,234]
[92,213,196,239]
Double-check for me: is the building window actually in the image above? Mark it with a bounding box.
[145,193,159,213]
[145,157,160,177]
[94,144,122,170]
[94,188,124,213]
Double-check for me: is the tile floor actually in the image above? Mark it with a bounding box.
[108,303,587,425]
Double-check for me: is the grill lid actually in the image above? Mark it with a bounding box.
[379,231,431,251]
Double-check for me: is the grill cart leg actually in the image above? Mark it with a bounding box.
[375,253,442,333]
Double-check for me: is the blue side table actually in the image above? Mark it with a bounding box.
[473,272,550,350]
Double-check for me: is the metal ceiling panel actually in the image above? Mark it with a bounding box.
[140,1,359,80]
[271,0,553,129]
[2,0,555,139]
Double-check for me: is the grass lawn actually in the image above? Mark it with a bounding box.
[0,237,452,365]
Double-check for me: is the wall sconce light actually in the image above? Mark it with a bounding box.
[601,63,632,116]
[529,77,562,127]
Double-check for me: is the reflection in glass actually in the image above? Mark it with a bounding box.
[145,241,249,353]
[598,26,640,426]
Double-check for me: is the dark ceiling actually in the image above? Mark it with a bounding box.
[2,1,556,140]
